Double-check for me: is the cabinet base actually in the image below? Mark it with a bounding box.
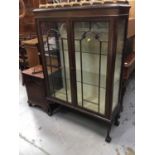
[27,100,49,115]
[28,100,60,116]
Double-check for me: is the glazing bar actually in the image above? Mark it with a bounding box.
[98,41,102,113]
[80,39,84,107]
[47,34,55,97]
[61,38,68,102]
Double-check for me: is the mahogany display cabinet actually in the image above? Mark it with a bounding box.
[33,2,130,142]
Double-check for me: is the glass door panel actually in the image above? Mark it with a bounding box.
[74,21,109,114]
[112,19,126,110]
[40,22,71,103]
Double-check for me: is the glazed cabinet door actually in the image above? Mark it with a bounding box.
[39,21,72,103]
[73,21,109,115]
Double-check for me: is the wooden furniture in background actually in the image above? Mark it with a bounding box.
[129,0,135,19]
[123,18,135,81]
[19,41,29,70]
[21,38,40,67]
[19,0,42,36]
[123,52,135,80]
[127,18,135,38]
[19,0,40,71]
[22,65,54,115]
[19,0,26,19]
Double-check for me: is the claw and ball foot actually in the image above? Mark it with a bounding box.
[47,108,53,116]
[28,103,32,107]
[114,119,120,126]
[105,124,112,143]
[114,114,120,126]
[105,135,111,143]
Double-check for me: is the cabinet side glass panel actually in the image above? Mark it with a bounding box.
[112,19,126,110]
[74,21,108,114]
[41,22,71,102]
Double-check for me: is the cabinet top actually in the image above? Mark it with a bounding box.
[33,2,130,18]
[22,65,44,79]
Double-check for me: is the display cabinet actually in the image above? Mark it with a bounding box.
[33,2,130,142]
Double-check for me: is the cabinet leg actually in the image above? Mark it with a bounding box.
[105,124,112,143]
[114,114,120,126]
[28,101,32,107]
[120,94,124,112]
[47,108,53,116]
[120,92,125,112]
[47,104,60,116]
[120,82,126,112]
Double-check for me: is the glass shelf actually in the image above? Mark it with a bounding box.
[53,79,72,103]
[47,49,108,56]
[76,70,106,89]
[75,50,107,56]
[47,66,119,89]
